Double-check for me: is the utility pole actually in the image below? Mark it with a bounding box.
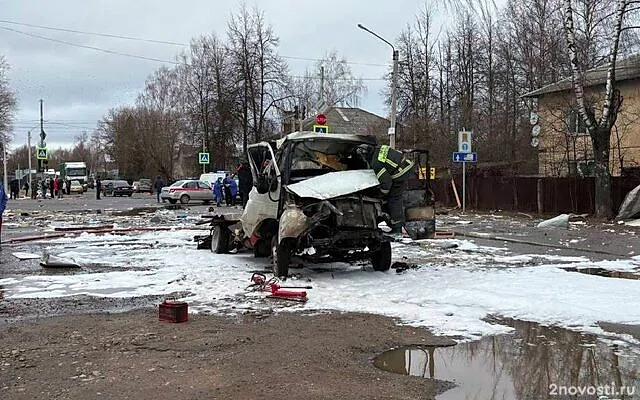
[389,50,399,149]
[27,131,32,197]
[202,133,206,174]
[320,66,325,105]
[39,99,46,197]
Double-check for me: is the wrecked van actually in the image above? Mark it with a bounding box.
[199,131,392,277]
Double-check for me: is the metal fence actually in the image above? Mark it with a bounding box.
[431,175,640,215]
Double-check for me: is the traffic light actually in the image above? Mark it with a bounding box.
[294,105,299,119]
[301,105,307,119]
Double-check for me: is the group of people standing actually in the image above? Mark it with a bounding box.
[212,160,253,208]
[212,174,238,207]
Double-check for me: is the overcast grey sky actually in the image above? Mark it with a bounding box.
[0,0,444,150]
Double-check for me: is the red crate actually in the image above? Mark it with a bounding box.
[158,299,188,323]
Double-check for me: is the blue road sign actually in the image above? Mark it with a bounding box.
[313,124,328,133]
[198,152,210,164]
[452,152,477,163]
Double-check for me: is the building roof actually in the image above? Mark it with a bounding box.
[278,131,377,147]
[300,106,390,135]
[522,55,640,98]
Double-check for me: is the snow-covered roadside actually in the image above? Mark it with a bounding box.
[1,229,639,343]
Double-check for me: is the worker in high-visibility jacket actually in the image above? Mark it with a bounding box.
[356,144,415,234]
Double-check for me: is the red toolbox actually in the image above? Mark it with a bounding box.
[158,299,188,323]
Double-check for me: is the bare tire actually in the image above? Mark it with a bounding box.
[180,194,190,204]
[272,236,294,277]
[371,241,392,271]
[210,225,229,254]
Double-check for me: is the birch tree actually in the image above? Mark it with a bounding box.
[563,0,631,217]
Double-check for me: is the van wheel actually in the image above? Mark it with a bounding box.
[180,194,190,204]
[210,225,229,254]
[371,241,392,271]
[253,238,271,258]
[272,236,294,277]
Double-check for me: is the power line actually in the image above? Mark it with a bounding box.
[0,19,185,46]
[0,19,388,67]
[0,25,179,64]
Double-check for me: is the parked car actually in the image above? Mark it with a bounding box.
[132,178,152,193]
[100,180,112,195]
[103,180,134,197]
[69,180,84,194]
[160,180,213,204]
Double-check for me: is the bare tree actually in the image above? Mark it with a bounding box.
[227,5,290,150]
[563,0,634,217]
[0,57,17,146]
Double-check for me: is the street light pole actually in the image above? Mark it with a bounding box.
[358,23,398,149]
[27,131,32,196]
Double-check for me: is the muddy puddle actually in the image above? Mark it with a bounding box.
[374,318,640,399]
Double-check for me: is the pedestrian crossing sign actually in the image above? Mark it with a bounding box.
[36,146,48,160]
[313,124,328,134]
[198,152,210,164]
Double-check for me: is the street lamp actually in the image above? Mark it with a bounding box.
[358,23,399,149]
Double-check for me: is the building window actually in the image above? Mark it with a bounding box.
[567,109,588,136]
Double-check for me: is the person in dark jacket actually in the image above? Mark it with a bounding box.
[154,176,165,203]
[9,179,19,199]
[223,175,233,206]
[236,159,253,208]
[357,144,415,234]
[0,182,7,245]
[95,177,102,200]
[213,177,224,207]
[23,181,30,198]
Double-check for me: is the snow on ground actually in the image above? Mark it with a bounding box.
[1,229,639,342]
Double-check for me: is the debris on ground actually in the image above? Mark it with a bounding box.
[391,261,420,273]
[245,273,311,302]
[12,252,42,260]
[616,184,640,220]
[536,214,570,229]
[40,254,81,268]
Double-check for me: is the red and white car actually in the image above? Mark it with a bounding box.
[160,180,214,204]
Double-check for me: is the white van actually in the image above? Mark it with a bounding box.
[200,171,227,187]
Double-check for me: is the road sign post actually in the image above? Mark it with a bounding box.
[453,149,477,214]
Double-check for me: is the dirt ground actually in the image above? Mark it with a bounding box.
[0,310,455,400]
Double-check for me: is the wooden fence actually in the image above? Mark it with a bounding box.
[430,175,640,215]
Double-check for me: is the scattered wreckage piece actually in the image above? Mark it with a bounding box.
[53,224,115,232]
[8,232,66,243]
[536,214,571,228]
[245,273,310,302]
[40,254,81,268]
[616,183,640,220]
[402,149,436,240]
[12,252,42,260]
[158,298,189,323]
[433,231,456,239]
